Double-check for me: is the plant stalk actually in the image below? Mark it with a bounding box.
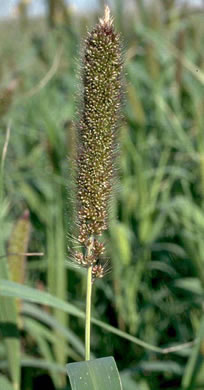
[85,265,93,360]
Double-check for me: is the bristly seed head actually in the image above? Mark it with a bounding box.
[73,5,123,278]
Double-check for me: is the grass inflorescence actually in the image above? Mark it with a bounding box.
[73,6,123,281]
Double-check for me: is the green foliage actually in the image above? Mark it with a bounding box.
[0,260,21,390]
[0,0,204,389]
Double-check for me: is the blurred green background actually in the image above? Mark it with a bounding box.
[0,0,204,389]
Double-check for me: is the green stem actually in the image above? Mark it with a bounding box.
[85,265,93,360]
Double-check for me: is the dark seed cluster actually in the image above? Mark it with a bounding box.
[73,7,123,280]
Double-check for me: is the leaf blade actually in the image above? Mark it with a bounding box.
[67,357,123,390]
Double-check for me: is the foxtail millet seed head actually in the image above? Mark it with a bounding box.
[73,6,123,277]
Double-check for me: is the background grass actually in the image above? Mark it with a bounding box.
[0,0,204,389]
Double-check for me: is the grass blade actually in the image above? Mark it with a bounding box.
[67,356,123,390]
[182,315,204,389]
[0,279,195,355]
[22,302,85,358]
